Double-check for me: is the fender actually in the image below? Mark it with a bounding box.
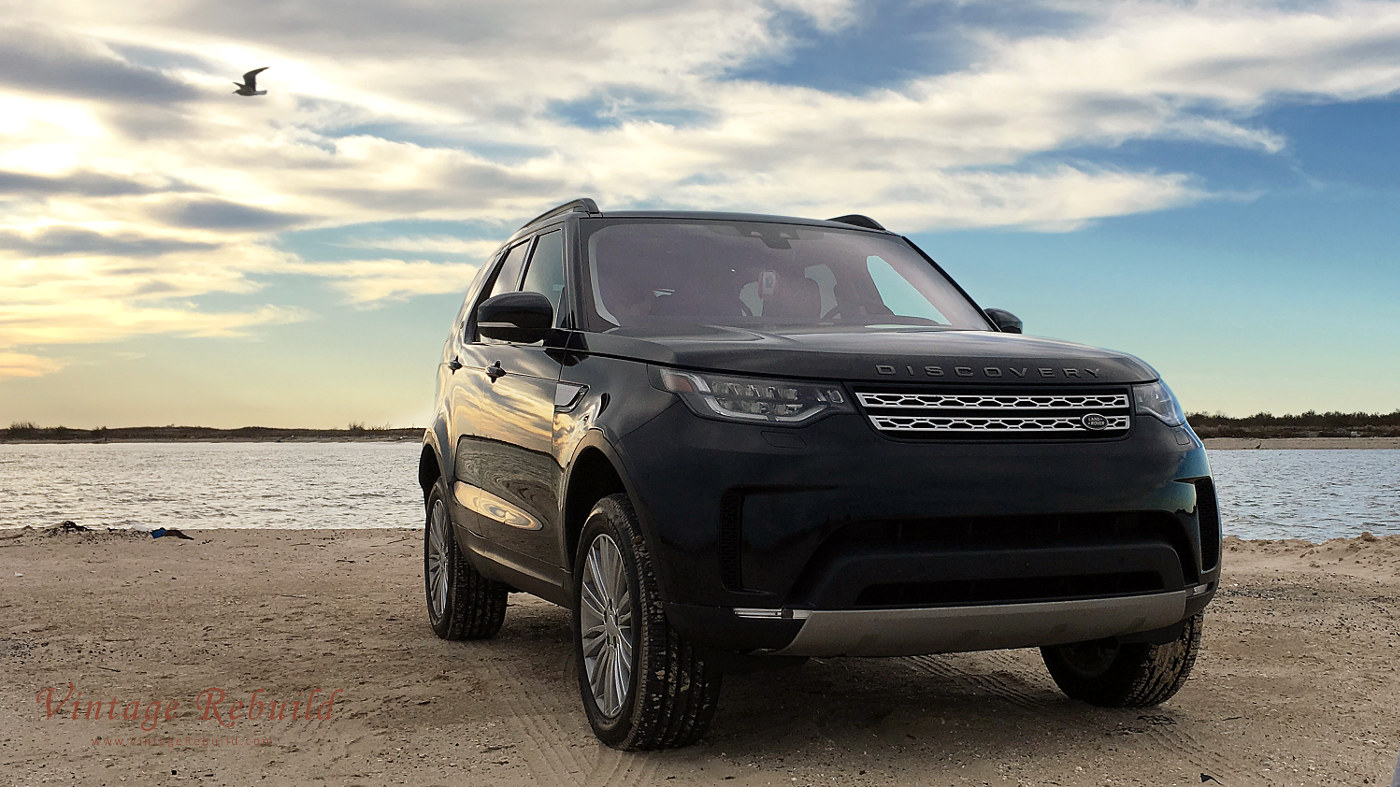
[556,426,675,597]
[420,412,452,493]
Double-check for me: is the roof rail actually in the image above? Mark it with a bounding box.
[521,198,601,229]
[826,214,886,231]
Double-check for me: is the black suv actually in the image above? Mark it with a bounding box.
[419,199,1220,750]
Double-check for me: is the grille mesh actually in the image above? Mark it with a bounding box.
[857,392,1127,410]
[856,388,1131,438]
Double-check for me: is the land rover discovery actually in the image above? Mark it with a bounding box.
[418,198,1221,750]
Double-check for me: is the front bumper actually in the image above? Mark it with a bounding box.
[765,585,1206,657]
[613,398,1221,654]
[665,581,1214,656]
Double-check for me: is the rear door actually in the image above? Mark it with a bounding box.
[452,227,569,580]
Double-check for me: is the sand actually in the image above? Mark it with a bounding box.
[2,527,1398,787]
[1204,437,1400,450]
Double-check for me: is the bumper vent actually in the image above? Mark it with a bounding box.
[854,388,1131,438]
[1194,478,1221,571]
[718,491,744,591]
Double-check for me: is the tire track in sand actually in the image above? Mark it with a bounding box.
[582,746,659,787]
[902,651,1054,715]
[1137,716,1256,786]
[474,647,591,783]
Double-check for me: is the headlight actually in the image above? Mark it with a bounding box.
[654,368,853,425]
[1133,380,1186,427]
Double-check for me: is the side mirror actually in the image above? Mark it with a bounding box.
[985,308,1022,334]
[477,292,554,343]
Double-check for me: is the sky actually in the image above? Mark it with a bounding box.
[0,0,1397,428]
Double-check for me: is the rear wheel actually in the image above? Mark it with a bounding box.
[1041,613,1203,707]
[424,480,508,640]
[572,493,722,750]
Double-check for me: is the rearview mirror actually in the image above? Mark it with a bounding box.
[985,308,1022,334]
[477,292,554,343]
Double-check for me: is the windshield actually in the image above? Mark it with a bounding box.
[580,219,990,332]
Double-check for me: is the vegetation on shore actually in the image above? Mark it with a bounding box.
[1,422,420,442]
[1187,410,1400,438]
[5,410,1398,442]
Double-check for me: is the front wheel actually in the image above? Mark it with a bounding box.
[572,494,722,750]
[424,480,508,640]
[1041,613,1203,707]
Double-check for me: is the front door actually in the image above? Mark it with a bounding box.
[451,229,568,578]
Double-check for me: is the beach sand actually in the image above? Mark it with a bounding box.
[1205,437,1400,449]
[2,527,1397,786]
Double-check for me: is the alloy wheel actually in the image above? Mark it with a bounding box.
[579,533,634,718]
[426,499,450,619]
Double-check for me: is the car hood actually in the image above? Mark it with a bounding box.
[571,325,1157,385]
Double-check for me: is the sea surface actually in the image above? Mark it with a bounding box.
[0,442,1396,541]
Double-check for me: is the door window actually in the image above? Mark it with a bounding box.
[471,242,530,341]
[519,230,566,322]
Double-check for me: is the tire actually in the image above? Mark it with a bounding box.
[424,480,508,640]
[1041,613,1203,707]
[571,493,722,750]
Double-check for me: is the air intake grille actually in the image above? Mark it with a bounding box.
[855,388,1131,438]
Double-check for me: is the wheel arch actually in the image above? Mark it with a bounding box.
[560,437,630,572]
[418,426,447,502]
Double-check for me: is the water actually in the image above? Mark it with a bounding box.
[1208,449,1400,540]
[0,442,425,531]
[0,443,1396,541]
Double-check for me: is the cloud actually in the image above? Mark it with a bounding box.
[333,235,502,258]
[0,170,175,198]
[0,24,199,103]
[282,259,482,305]
[0,226,217,257]
[0,300,308,347]
[153,198,309,231]
[0,352,64,379]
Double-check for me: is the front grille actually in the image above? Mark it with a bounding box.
[854,388,1131,438]
[799,512,1193,608]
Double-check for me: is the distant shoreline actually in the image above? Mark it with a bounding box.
[3,430,1398,448]
[0,426,422,444]
[1204,436,1400,450]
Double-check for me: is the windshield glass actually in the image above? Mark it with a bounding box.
[580,219,990,332]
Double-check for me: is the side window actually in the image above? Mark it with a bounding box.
[519,230,566,322]
[470,242,530,341]
[483,242,530,302]
[866,256,950,324]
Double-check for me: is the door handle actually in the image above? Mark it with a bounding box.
[448,357,463,371]
[485,361,505,381]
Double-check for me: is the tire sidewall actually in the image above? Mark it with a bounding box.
[572,499,646,746]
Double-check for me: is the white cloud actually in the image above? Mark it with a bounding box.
[282,259,482,305]
[0,352,64,379]
[0,299,306,347]
[333,236,502,258]
[0,232,306,349]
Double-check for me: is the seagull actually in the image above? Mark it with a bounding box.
[233,67,269,96]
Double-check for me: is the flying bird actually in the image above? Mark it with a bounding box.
[233,67,269,96]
